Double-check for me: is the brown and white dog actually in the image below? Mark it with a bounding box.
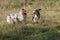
[6,8,27,24]
[32,9,41,23]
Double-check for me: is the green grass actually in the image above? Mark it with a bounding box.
[0,23,60,40]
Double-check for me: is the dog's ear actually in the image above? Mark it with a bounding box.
[38,9,41,11]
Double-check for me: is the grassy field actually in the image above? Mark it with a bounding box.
[0,0,60,40]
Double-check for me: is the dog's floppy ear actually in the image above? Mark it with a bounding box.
[38,9,41,11]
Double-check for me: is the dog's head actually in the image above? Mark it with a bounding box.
[33,9,41,13]
[21,8,27,15]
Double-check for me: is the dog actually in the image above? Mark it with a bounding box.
[32,9,41,23]
[6,8,27,24]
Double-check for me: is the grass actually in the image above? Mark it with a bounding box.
[0,23,60,40]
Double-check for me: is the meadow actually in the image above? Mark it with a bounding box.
[0,0,60,40]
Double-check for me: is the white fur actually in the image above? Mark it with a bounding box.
[33,10,35,13]
[7,10,26,24]
[10,13,18,22]
[7,15,13,24]
[33,14,38,23]
[18,9,26,23]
